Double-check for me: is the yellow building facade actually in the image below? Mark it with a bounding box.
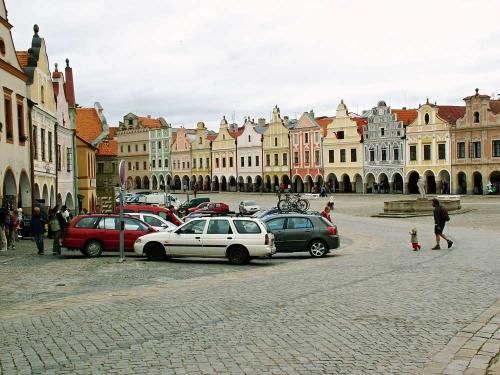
[263,106,291,192]
[323,100,365,193]
[404,100,464,194]
[190,121,213,190]
[76,136,97,212]
[211,116,238,191]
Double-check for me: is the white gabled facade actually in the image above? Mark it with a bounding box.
[236,118,264,191]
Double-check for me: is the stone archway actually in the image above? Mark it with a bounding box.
[204,175,211,191]
[56,193,63,207]
[134,176,142,189]
[127,177,133,190]
[273,175,279,192]
[42,185,49,208]
[353,174,363,193]
[142,176,150,190]
[378,173,389,194]
[152,175,158,190]
[221,176,227,191]
[182,175,190,190]
[245,176,252,192]
[282,175,291,192]
[304,175,313,193]
[489,171,500,194]
[190,175,197,190]
[365,173,376,193]
[438,170,450,194]
[407,171,420,194]
[212,176,219,191]
[65,193,75,211]
[50,185,55,207]
[265,176,271,192]
[255,175,262,192]
[174,175,181,190]
[424,170,436,194]
[2,169,16,208]
[457,172,467,194]
[33,183,41,202]
[473,171,483,195]
[393,173,403,194]
[198,175,204,190]
[342,174,352,193]
[326,173,338,193]
[18,171,31,210]
[229,176,237,192]
[293,175,304,193]
[238,176,245,192]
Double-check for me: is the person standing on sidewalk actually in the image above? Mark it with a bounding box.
[6,209,18,250]
[0,207,8,252]
[49,207,62,256]
[31,207,47,255]
[432,199,453,250]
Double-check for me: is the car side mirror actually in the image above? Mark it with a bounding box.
[161,223,168,228]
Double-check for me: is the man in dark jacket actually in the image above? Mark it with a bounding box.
[31,206,47,255]
[432,199,453,250]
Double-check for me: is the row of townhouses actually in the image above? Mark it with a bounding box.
[0,1,118,214]
[117,94,500,196]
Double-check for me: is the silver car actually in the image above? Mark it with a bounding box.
[239,200,260,214]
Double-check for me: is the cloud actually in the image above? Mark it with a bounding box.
[6,0,500,130]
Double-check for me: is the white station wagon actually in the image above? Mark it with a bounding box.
[134,217,275,264]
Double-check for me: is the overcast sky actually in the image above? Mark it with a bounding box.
[7,0,500,130]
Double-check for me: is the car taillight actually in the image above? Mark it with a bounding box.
[265,234,269,245]
[327,226,336,235]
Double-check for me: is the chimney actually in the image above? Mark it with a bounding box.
[402,106,407,110]
[64,58,76,108]
[258,118,266,127]
[147,115,151,118]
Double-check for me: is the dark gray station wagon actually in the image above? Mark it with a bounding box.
[263,214,339,257]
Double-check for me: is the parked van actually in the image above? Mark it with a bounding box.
[116,204,182,226]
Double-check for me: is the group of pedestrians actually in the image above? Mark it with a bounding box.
[0,207,20,252]
[31,205,71,256]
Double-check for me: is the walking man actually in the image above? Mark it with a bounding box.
[432,199,453,250]
[31,206,47,255]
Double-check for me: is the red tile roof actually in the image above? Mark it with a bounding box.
[229,126,244,139]
[108,127,118,138]
[489,100,500,114]
[16,51,29,69]
[436,106,465,124]
[352,117,368,136]
[392,109,418,125]
[138,116,162,129]
[75,108,102,144]
[315,116,333,137]
[97,139,118,156]
[207,133,217,141]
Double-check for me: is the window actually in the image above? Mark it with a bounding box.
[207,219,232,234]
[381,148,387,161]
[33,126,38,159]
[293,134,298,144]
[438,143,446,160]
[266,217,286,231]
[206,158,209,168]
[111,163,115,173]
[4,94,13,141]
[193,159,196,168]
[274,137,278,147]
[120,145,123,153]
[255,156,259,166]
[48,131,53,162]
[182,162,185,169]
[274,153,278,166]
[248,135,251,143]
[135,161,139,170]
[158,141,162,149]
[408,145,416,161]
[128,162,131,171]
[40,129,46,161]
[266,154,270,166]
[474,111,480,123]
[234,220,261,234]
[328,150,334,163]
[340,149,346,162]
[369,149,375,162]
[380,128,385,137]
[424,113,430,125]
[229,157,233,168]
[97,217,117,230]
[199,158,203,168]
[178,219,206,234]
[315,150,320,165]
[199,137,203,144]
[98,162,104,174]
[57,145,62,171]
[304,133,309,144]
[248,156,251,167]
[124,218,147,231]
[294,151,299,164]
[128,145,131,153]
[424,144,431,160]
[143,144,146,152]
[493,140,500,157]
[472,141,481,158]
[143,216,163,227]
[286,217,313,229]
[305,151,310,164]
[143,161,147,170]
[128,119,133,126]
[283,153,288,166]
[16,99,25,142]
[337,131,344,139]
[314,132,320,144]
[75,217,99,228]
[222,158,226,168]
[152,160,156,168]
[241,156,244,167]
[158,159,162,168]
[40,85,45,104]
[457,142,465,159]
[350,148,357,162]
[216,158,220,168]
[393,148,399,161]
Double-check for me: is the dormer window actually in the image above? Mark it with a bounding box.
[128,119,133,126]
[474,111,480,123]
[248,135,251,142]
[41,85,45,104]
[0,38,6,56]
[424,113,430,125]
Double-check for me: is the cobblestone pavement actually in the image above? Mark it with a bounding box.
[0,194,499,374]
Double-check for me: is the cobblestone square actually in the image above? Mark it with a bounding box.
[1,194,499,374]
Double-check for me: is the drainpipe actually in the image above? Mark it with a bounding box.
[209,141,213,191]
[288,132,292,192]
[72,126,79,213]
[235,138,238,192]
[27,99,36,213]
[261,135,264,193]
[54,121,59,205]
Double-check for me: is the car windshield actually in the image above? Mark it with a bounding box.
[245,201,257,206]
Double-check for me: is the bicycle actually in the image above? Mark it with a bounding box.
[277,193,309,212]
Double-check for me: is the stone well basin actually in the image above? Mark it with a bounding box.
[384,196,461,214]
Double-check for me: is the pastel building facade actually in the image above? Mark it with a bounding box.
[236,118,265,192]
[404,100,464,194]
[323,100,366,193]
[170,127,192,190]
[452,90,500,194]
[190,121,213,190]
[149,122,173,191]
[0,1,32,211]
[362,101,412,193]
[211,116,239,191]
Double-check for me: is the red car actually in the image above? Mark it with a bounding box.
[189,202,230,214]
[115,204,182,226]
[62,214,156,257]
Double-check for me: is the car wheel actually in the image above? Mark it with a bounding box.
[80,249,90,257]
[85,240,103,257]
[227,246,250,265]
[144,242,167,261]
[309,240,327,258]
